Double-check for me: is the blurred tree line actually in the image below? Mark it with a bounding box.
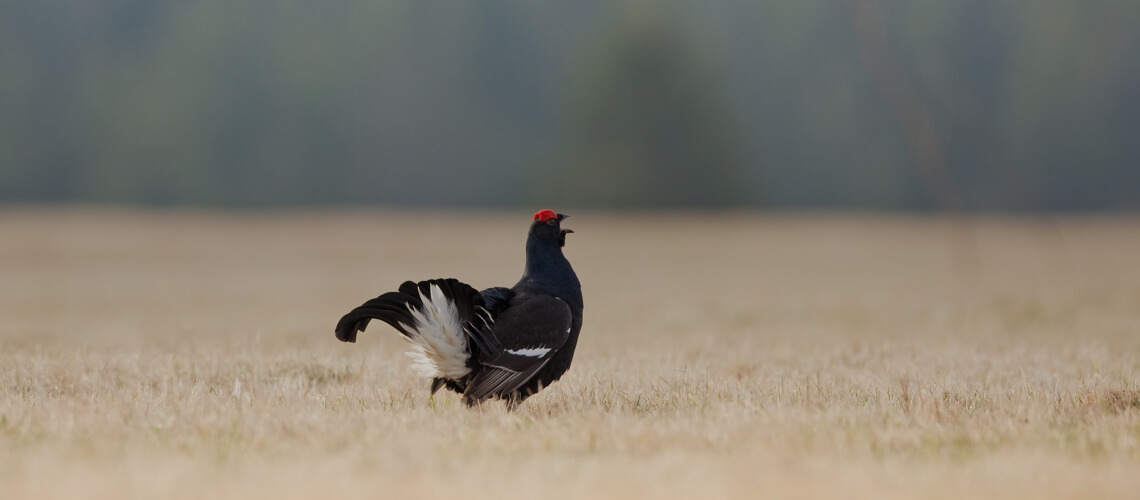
[0,0,1137,209]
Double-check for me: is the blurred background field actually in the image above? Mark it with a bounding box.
[1,1,1138,210]
[0,210,1138,499]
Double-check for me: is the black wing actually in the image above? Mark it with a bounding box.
[479,287,513,314]
[462,295,573,404]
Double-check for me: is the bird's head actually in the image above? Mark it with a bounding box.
[531,208,573,248]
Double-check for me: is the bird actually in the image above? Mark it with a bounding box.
[334,209,583,409]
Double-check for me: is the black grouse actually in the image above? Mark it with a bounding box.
[334,209,583,408]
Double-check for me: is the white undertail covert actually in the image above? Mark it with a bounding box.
[402,284,472,379]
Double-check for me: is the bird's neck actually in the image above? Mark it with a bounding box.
[522,239,569,279]
[519,241,580,302]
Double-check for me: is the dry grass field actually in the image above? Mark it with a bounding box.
[1,208,1138,499]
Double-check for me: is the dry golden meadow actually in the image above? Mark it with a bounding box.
[1,208,1138,499]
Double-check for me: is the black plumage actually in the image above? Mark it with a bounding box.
[334,209,583,408]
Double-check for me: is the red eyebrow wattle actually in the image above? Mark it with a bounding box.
[533,209,557,222]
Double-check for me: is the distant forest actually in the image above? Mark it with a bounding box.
[1,1,1137,210]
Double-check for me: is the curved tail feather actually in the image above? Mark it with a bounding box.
[334,278,486,380]
[335,281,423,342]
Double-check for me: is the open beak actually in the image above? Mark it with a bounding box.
[558,212,574,233]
